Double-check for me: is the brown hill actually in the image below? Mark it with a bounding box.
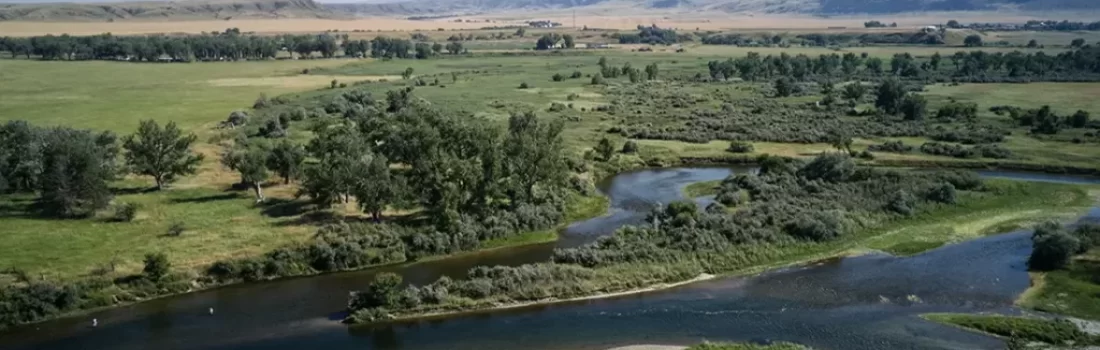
[0,0,339,21]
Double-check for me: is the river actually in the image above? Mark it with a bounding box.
[1,167,1097,350]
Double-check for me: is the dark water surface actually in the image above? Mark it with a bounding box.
[1,167,1096,350]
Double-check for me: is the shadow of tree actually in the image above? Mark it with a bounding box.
[169,193,241,204]
[259,197,313,218]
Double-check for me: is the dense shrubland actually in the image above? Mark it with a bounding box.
[345,155,985,322]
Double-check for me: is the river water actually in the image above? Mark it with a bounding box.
[1,167,1097,350]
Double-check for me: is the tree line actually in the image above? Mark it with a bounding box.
[0,29,462,62]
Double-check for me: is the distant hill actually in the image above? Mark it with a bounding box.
[333,0,1100,16]
[0,0,338,21]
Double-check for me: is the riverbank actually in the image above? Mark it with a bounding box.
[0,191,612,331]
[921,313,1100,347]
[349,174,1097,325]
[380,273,717,324]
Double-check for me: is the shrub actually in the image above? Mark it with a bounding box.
[143,252,170,280]
[1029,229,1080,271]
[571,71,583,79]
[867,140,913,153]
[726,141,754,153]
[113,202,139,222]
[519,82,531,89]
[552,73,565,82]
[166,222,186,237]
[621,140,639,153]
[548,102,568,112]
[591,75,607,85]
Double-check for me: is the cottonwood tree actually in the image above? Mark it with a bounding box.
[39,128,119,217]
[143,252,170,281]
[222,143,270,202]
[301,127,369,206]
[123,120,204,190]
[0,121,44,193]
[900,94,928,121]
[644,63,659,80]
[774,77,794,97]
[502,112,567,206]
[842,83,866,105]
[874,79,906,115]
[353,154,404,222]
[595,138,616,161]
[266,140,306,184]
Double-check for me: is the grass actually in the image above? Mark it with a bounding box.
[683,180,722,198]
[864,180,1095,256]
[0,185,313,280]
[1018,249,1100,320]
[922,313,1099,346]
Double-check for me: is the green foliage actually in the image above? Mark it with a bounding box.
[221,141,270,201]
[123,120,203,190]
[621,140,639,153]
[900,93,928,121]
[551,73,565,82]
[875,78,906,115]
[591,74,607,85]
[963,35,983,47]
[113,202,140,222]
[774,77,795,97]
[726,141,754,153]
[1029,223,1080,271]
[925,314,1099,346]
[266,140,305,184]
[38,127,118,218]
[142,252,170,280]
[595,137,616,161]
[349,273,403,310]
[519,81,531,89]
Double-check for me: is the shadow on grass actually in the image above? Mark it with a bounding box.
[259,197,313,218]
[170,193,241,204]
[113,186,159,196]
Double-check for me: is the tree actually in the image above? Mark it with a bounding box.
[842,83,867,104]
[515,28,527,37]
[865,57,884,74]
[301,127,369,206]
[431,42,443,54]
[946,20,961,28]
[402,67,415,80]
[591,74,606,85]
[353,154,404,222]
[143,252,170,280]
[875,78,906,114]
[930,52,942,70]
[1070,110,1090,128]
[535,34,558,50]
[829,131,853,154]
[644,63,659,80]
[266,140,305,184]
[562,34,575,49]
[622,140,639,153]
[595,138,616,161]
[39,128,118,218]
[774,77,795,97]
[963,35,983,47]
[349,272,403,310]
[1071,38,1086,48]
[414,42,432,59]
[445,41,463,55]
[1029,229,1079,271]
[502,112,567,205]
[1027,39,1039,48]
[222,142,270,202]
[123,120,203,190]
[900,94,928,121]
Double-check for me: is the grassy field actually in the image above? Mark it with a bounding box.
[0,59,368,280]
[922,313,1099,346]
[1018,249,1100,320]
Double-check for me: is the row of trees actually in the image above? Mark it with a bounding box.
[0,120,203,217]
[706,47,1100,83]
[0,31,465,62]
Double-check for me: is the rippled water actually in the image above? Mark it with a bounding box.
[0,167,1095,350]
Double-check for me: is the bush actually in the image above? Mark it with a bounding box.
[552,73,565,82]
[726,141,754,153]
[519,82,531,89]
[591,75,607,85]
[622,140,639,153]
[1029,229,1080,271]
[867,140,913,153]
[166,222,186,237]
[548,102,568,112]
[143,252,170,280]
[113,202,139,222]
[571,71,583,79]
